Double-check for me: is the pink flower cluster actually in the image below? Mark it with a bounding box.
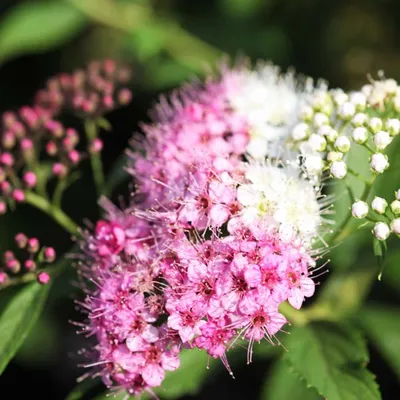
[79,69,318,397]
[0,233,55,286]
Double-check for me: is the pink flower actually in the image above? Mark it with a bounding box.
[94,220,126,256]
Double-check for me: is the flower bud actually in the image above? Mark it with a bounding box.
[326,128,338,143]
[52,163,68,178]
[15,232,28,248]
[352,127,368,144]
[370,153,389,173]
[46,141,58,156]
[89,138,103,154]
[391,218,400,235]
[313,112,329,128]
[1,181,12,196]
[391,200,400,215]
[330,161,347,179]
[327,151,343,162]
[299,105,313,122]
[334,136,351,153]
[27,238,40,253]
[291,123,309,141]
[0,201,6,214]
[338,102,356,119]
[0,271,8,285]
[373,222,390,241]
[373,131,392,150]
[12,189,25,203]
[7,259,21,274]
[23,171,37,188]
[68,150,80,165]
[371,197,388,214]
[350,91,366,111]
[37,271,51,285]
[351,200,369,219]
[352,112,368,127]
[332,90,348,106]
[2,131,16,149]
[43,247,56,263]
[24,260,36,271]
[308,134,326,152]
[303,155,324,176]
[386,118,400,136]
[0,152,14,167]
[369,117,383,133]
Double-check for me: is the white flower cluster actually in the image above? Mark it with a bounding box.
[351,189,400,241]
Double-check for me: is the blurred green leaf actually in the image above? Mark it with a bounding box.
[0,282,49,375]
[0,0,87,63]
[380,245,400,293]
[219,0,265,19]
[132,23,166,61]
[262,357,321,400]
[360,305,400,381]
[284,322,381,400]
[65,377,102,400]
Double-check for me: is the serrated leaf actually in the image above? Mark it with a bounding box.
[0,1,87,63]
[262,358,321,400]
[360,305,400,381]
[0,282,50,375]
[284,322,381,400]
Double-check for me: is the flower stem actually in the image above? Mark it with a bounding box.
[24,191,79,235]
[84,119,105,198]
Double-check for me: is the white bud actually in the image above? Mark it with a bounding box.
[373,222,390,241]
[350,91,367,111]
[391,218,400,235]
[369,117,383,133]
[352,127,368,144]
[332,90,348,106]
[335,136,351,153]
[396,189,400,200]
[318,125,332,137]
[304,155,324,176]
[370,153,389,173]
[352,112,368,127]
[330,161,347,179]
[351,200,369,219]
[299,105,314,122]
[386,118,400,136]
[327,151,343,162]
[393,96,400,113]
[384,78,398,94]
[373,130,392,150]
[308,134,327,152]
[361,84,373,97]
[338,102,356,119]
[326,128,338,143]
[311,90,329,110]
[371,197,388,214]
[292,123,309,141]
[313,112,329,128]
[391,200,400,215]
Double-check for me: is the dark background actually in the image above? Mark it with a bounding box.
[0,0,400,398]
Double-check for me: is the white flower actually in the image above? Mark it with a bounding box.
[334,136,351,152]
[303,155,324,176]
[391,200,400,215]
[308,134,327,152]
[352,112,368,127]
[349,91,367,110]
[373,131,392,150]
[373,222,390,241]
[338,102,356,119]
[371,197,388,214]
[391,218,400,235]
[370,153,389,173]
[237,164,322,244]
[292,123,310,141]
[299,105,314,121]
[332,89,348,106]
[330,161,347,179]
[386,118,400,136]
[352,127,368,144]
[369,117,383,133]
[351,201,369,219]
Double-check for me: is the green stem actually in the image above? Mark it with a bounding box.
[84,119,105,198]
[24,191,79,235]
[52,178,67,208]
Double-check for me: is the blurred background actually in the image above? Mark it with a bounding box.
[0,0,400,398]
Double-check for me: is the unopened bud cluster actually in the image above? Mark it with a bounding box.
[0,233,56,286]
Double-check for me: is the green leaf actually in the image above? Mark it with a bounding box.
[219,0,265,19]
[284,322,381,400]
[0,1,87,63]
[132,23,167,61]
[262,358,321,400]
[0,282,50,375]
[65,377,102,400]
[104,153,130,197]
[360,305,400,381]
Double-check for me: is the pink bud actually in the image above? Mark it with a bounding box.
[15,232,28,248]
[20,138,33,151]
[66,128,79,145]
[12,189,25,203]
[104,59,116,76]
[45,120,63,138]
[43,247,56,263]
[118,89,132,105]
[2,111,17,128]
[89,138,103,154]
[4,251,15,263]
[52,163,68,178]
[27,237,40,253]
[24,259,36,271]
[72,94,84,109]
[20,106,39,129]
[0,152,14,166]
[0,201,6,215]
[12,121,25,138]
[7,259,21,274]
[117,67,132,83]
[59,73,72,89]
[68,150,80,165]
[46,141,58,156]
[82,99,96,114]
[103,95,114,109]
[2,131,16,149]
[23,171,37,188]
[0,181,12,196]
[0,271,8,285]
[37,271,50,285]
